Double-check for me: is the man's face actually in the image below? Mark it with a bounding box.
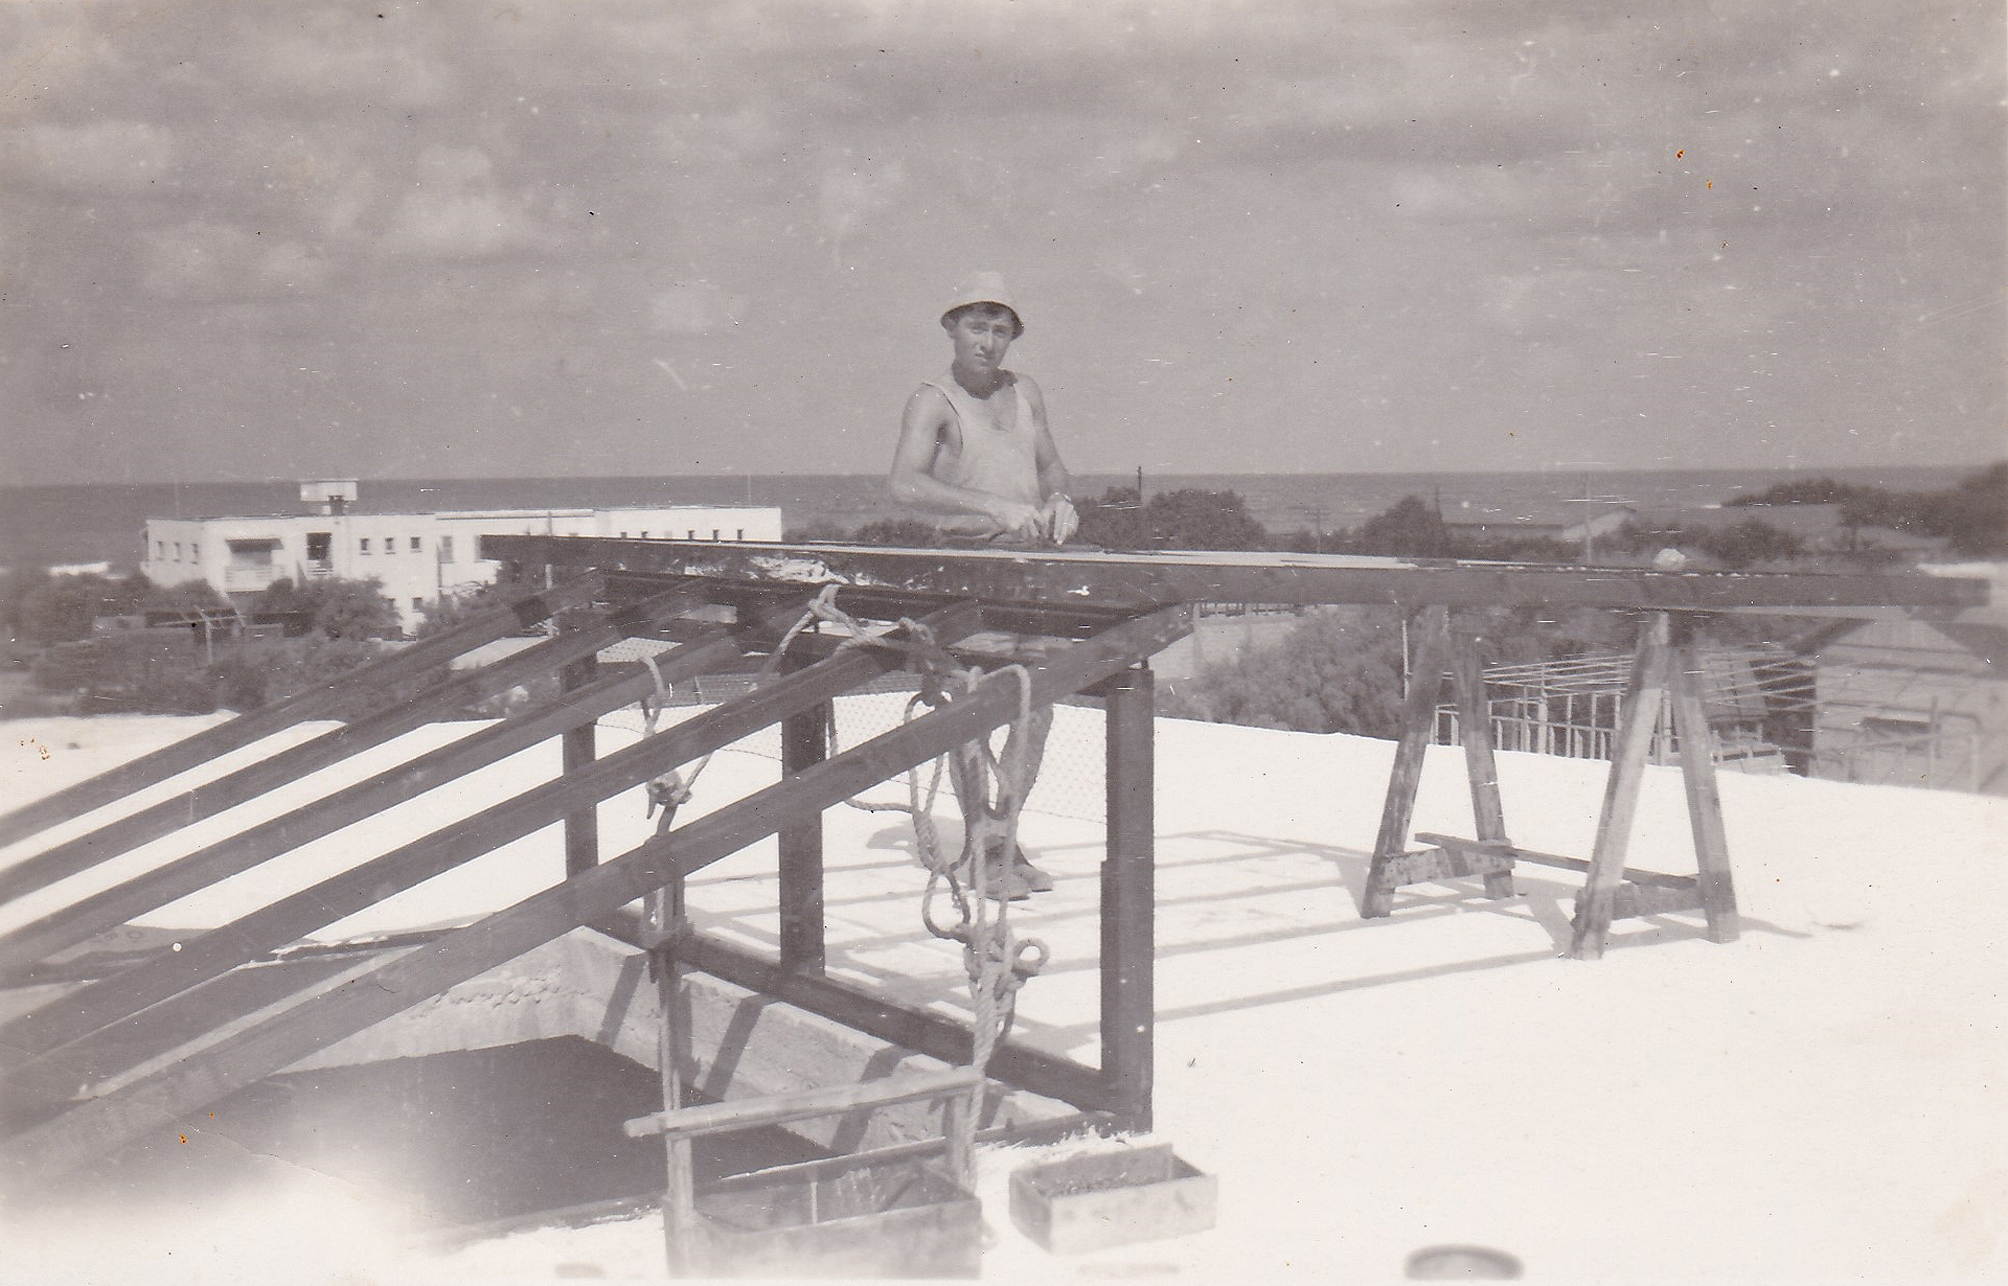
[945,305,1018,373]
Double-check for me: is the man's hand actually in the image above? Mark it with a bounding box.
[1041,493,1079,546]
[989,499,1047,543]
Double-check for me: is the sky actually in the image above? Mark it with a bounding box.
[0,0,2002,485]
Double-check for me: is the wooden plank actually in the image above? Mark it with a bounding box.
[4,604,1186,1175]
[0,626,746,980]
[1570,615,1673,960]
[1412,833,1698,892]
[1377,845,1514,887]
[484,533,1989,613]
[1670,643,1742,943]
[0,606,979,1080]
[777,671,829,974]
[1450,632,1514,898]
[622,1067,984,1141]
[1599,882,1709,921]
[0,574,604,849]
[561,647,601,879]
[0,581,700,908]
[1101,665,1155,1134]
[1362,607,1452,918]
[674,933,1109,1113]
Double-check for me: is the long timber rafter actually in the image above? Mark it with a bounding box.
[0,569,1191,1180]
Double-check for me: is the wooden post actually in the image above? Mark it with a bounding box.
[561,642,601,879]
[1570,614,1672,960]
[1101,664,1156,1133]
[778,682,830,973]
[1669,639,1741,944]
[648,871,702,1276]
[1449,632,1514,898]
[1362,605,1452,918]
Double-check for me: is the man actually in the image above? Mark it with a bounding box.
[889,271,1078,546]
[888,272,1074,897]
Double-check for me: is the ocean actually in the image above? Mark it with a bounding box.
[0,465,1975,573]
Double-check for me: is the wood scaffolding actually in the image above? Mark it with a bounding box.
[1,534,1987,1193]
[0,571,1189,1183]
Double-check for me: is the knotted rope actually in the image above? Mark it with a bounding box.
[626,586,1048,1177]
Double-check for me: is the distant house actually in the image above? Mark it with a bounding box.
[1804,599,2008,795]
[141,481,784,633]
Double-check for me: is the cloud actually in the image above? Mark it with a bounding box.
[381,144,546,257]
[817,153,908,260]
[4,119,175,190]
[138,219,333,299]
[648,280,746,336]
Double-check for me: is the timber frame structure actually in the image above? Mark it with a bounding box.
[0,534,1989,1190]
[0,569,1189,1182]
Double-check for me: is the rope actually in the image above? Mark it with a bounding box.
[626,585,1049,1175]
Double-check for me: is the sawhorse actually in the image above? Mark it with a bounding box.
[1361,606,1740,960]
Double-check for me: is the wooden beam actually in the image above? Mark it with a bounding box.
[0,626,746,979]
[561,645,602,879]
[0,582,700,908]
[1570,615,1674,960]
[1100,665,1155,1134]
[1376,845,1515,887]
[1412,833,1696,892]
[483,534,1988,613]
[1600,883,1709,921]
[0,606,980,1082]
[1449,632,1514,899]
[1362,607,1452,918]
[622,1067,983,1141]
[1669,643,1741,943]
[4,604,1185,1175]
[0,574,604,849]
[672,933,1109,1112]
[777,669,829,974]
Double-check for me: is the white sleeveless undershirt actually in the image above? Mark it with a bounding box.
[919,370,1042,535]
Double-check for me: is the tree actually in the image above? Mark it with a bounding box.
[1354,495,1452,557]
[1699,518,1803,569]
[1077,486,1270,550]
[1163,608,1408,737]
[254,576,400,640]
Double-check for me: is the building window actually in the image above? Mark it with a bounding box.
[306,532,331,564]
[412,597,425,612]
[385,536,396,555]
[735,528,744,540]
[172,542,182,560]
[191,543,200,561]
[711,529,720,541]
[438,535,454,562]
[639,531,649,539]
[619,531,628,538]
[687,530,696,539]
[156,540,165,558]
[409,536,422,552]
[360,538,371,554]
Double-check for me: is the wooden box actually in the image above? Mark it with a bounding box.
[696,1151,982,1278]
[1008,1143,1216,1255]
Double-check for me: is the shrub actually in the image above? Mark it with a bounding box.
[1162,608,1407,737]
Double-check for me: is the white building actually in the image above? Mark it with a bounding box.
[140,482,783,633]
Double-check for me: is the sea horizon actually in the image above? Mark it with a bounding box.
[3,462,1984,572]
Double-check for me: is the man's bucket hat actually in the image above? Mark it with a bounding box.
[941,271,1023,337]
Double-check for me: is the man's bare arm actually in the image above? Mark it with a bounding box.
[1023,378,1079,543]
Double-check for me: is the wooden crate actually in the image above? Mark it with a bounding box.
[697,1151,981,1278]
[1008,1143,1216,1255]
